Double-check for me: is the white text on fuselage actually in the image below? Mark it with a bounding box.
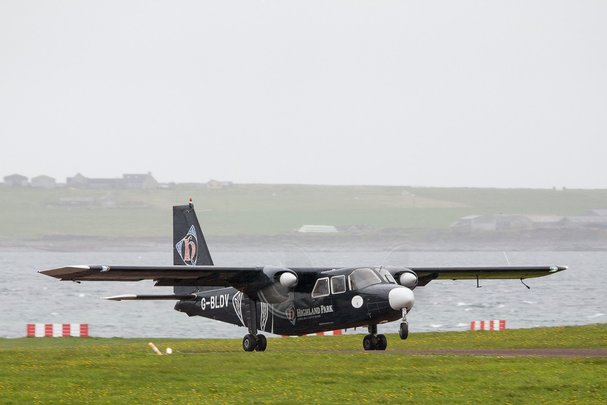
[200,294,230,311]
[296,305,334,318]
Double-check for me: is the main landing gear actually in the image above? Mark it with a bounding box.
[242,300,266,352]
[363,324,387,351]
[242,333,267,352]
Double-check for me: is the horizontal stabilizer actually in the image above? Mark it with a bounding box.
[104,294,197,301]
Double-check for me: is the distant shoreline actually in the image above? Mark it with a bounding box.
[3,228,606,252]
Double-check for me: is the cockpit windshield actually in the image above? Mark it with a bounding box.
[378,268,397,284]
[349,268,383,290]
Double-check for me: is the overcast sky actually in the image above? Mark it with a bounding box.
[1,1,605,188]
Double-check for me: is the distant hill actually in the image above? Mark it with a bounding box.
[1,184,607,246]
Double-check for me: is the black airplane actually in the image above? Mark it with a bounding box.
[41,201,566,352]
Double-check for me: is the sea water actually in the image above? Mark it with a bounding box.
[1,249,605,338]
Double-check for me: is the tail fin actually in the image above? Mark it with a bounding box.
[173,201,213,295]
[173,201,213,266]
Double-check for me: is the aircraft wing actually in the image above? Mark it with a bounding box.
[39,265,268,291]
[407,265,567,286]
[40,264,566,290]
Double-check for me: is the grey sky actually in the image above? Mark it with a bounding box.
[1,1,605,188]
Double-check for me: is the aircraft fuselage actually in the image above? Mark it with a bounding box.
[175,267,404,336]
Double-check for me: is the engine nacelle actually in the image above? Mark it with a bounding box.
[396,269,418,289]
[257,266,298,303]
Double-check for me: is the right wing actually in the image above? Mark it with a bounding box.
[40,265,268,290]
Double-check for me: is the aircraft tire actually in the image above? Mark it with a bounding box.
[363,334,375,351]
[399,323,409,340]
[376,334,387,350]
[255,334,267,352]
[243,334,257,352]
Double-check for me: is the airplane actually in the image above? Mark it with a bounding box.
[41,200,566,352]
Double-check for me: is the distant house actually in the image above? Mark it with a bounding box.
[298,225,338,233]
[67,173,122,188]
[66,173,157,189]
[31,175,56,189]
[451,215,536,232]
[66,173,88,187]
[452,214,579,232]
[3,174,28,187]
[207,179,233,190]
[122,173,158,189]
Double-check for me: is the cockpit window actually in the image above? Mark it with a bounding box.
[311,277,330,298]
[378,268,397,284]
[349,268,382,290]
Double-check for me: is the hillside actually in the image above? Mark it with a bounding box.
[1,184,607,250]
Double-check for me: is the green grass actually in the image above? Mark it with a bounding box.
[1,325,606,404]
[2,184,607,238]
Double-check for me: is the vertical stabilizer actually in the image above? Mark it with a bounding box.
[173,202,213,266]
[173,201,213,295]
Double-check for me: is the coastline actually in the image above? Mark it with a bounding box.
[3,228,605,252]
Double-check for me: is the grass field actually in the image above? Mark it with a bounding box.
[2,184,607,239]
[1,325,606,404]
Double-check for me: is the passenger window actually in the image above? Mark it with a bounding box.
[331,275,346,294]
[311,277,330,298]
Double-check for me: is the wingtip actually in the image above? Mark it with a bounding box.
[39,265,92,278]
[104,294,137,301]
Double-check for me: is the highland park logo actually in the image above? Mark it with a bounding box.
[176,225,198,265]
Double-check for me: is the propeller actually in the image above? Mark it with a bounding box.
[257,266,299,303]
[279,272,298,288]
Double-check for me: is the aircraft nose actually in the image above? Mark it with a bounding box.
[388,287,415,311]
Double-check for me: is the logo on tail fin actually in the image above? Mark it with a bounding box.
[175,225,198,265]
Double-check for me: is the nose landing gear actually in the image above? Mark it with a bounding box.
[399,308,409,340]
[399,322,409,340]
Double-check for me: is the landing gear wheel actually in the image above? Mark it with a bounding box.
[255,334,267,352]
[376,334,387,350]
[243,334,257,352]
[399,322,409,340]
[363,334,375,351]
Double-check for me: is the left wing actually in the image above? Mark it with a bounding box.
[407,265,567,286]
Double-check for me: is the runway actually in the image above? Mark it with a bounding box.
[286,347,607,357]
[383,348,607,358]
